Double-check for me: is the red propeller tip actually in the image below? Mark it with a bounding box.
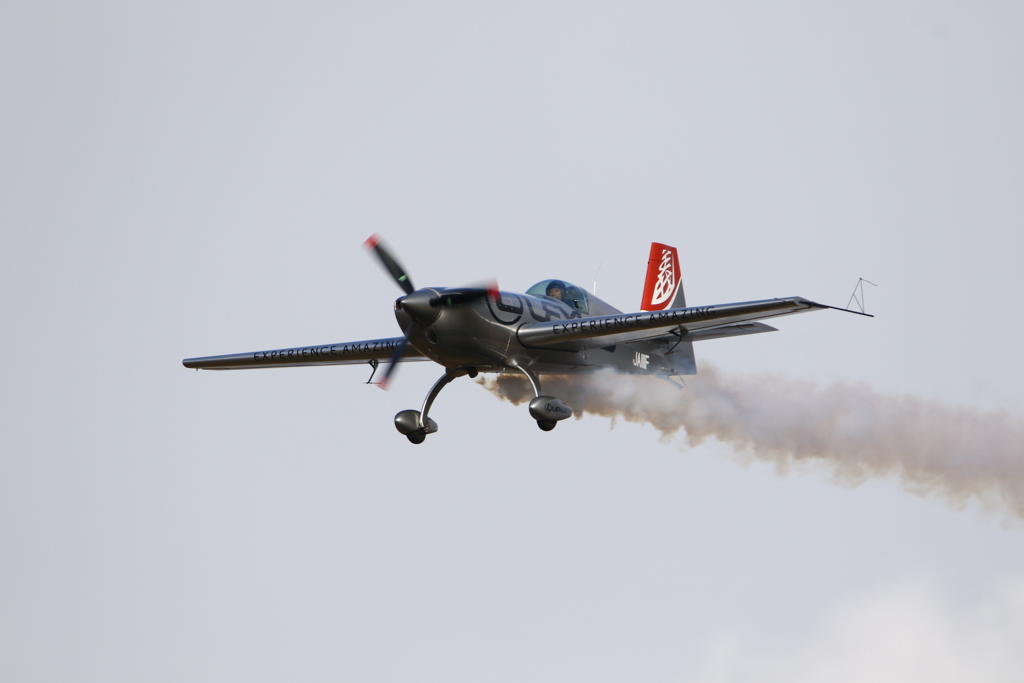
[487,280,500,301]
[363,234,380,249]
[377,378,390,391]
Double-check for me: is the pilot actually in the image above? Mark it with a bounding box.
[545,280,567,301]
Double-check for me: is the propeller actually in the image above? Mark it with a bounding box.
[377,322,415,391]
[427,283,500,307]
[364,233,414,295]
[364,235,499,389]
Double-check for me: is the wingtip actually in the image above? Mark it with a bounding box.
[813,301,875,318]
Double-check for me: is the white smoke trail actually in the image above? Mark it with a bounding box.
[478,366,1024,518]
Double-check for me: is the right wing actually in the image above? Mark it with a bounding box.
[517,297,841,349]
[183,336,429,370]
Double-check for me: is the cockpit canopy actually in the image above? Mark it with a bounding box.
[526,279,590,315]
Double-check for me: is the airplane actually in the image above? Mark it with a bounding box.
[183,237,870,443]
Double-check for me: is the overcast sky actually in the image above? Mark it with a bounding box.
[2,2,1024,681]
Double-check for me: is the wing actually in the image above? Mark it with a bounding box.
[516,297,833,349]
[183,336,429,370]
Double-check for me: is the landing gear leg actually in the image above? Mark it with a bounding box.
[394,367,472,444]
[509,359,543,399]
[507,360,573,432]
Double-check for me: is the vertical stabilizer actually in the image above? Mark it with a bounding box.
[641,242,696,375]
[641,242,686,311]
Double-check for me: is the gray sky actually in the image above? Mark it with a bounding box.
[2,2,1023,681]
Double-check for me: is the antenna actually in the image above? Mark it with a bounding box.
[846,278,877,314]
[592,260,604,295]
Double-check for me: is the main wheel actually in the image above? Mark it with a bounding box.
[406,430,427,444]
[536,419,557,432]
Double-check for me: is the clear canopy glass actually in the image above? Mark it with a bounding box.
[525,279,590,315]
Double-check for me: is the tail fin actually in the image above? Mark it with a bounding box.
[640,242,687,311]
[641,242,696,375]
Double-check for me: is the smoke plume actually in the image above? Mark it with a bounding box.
[478,366,1024,517]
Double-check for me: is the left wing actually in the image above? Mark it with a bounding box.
[183,336,429,370]
[517,297,845,348]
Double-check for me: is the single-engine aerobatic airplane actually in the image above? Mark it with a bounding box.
[184,237,870,443]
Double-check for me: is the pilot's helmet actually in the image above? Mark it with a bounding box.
[545,280,567,298]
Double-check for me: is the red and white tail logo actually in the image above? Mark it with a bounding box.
[640,242,681,311]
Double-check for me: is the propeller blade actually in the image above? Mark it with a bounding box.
[377,322,416,390]
[364,234,415,295]
[428,281,500,307]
